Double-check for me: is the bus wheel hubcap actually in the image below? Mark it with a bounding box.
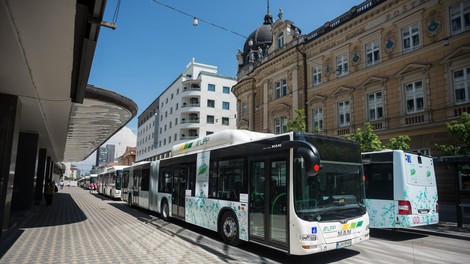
[223,217,237,239]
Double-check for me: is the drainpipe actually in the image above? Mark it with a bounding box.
[295,38,309,130]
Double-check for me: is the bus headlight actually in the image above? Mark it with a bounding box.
[300,234,317,241]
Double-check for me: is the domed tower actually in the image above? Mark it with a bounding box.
[236,11,273,77]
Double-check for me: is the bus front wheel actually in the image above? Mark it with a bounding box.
[161,200,170,221]
[220,211,241,246]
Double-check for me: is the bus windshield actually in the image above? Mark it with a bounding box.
[294,160,366,222]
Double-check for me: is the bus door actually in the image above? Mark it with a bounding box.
[132,170,140,205]
[172,166,187,218]
[249,159,288,248]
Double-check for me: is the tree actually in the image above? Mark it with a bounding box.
[384,135,410,150]
[288,109,307,132]
[345,123,382,152]
[435,112,470,155]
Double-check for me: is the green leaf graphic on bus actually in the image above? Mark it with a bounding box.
[410,169,416,176]
[426,171,431,177]
[198,164,208,175]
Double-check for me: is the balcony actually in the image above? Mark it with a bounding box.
[180,128,199,140]
[181,118,199,124]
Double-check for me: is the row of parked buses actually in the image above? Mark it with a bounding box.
[107,130,438,256]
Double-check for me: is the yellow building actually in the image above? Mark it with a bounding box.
[233,0,470,155]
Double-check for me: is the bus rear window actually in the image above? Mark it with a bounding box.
[364,163,394,200]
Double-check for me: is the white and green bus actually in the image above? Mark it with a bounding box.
[362,150,439,228]
[123,130,369,255]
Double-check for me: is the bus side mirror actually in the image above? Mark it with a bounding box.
[281,141,321,176]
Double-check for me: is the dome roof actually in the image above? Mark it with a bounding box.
[243,13,273,53]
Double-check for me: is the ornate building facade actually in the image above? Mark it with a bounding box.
[233,0,470,156]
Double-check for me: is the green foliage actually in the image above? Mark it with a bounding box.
[288,109,307,132]
[435,112,470,155]
[385,135,410,150]
[346,123,411,152]
[345,123,382,152]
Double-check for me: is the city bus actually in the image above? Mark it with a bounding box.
[124,130,369,255]
[97,166,128,199]
[84,174,98,190]
[362,150,439,228]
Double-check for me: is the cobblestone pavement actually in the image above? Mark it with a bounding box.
[0,187,250,264]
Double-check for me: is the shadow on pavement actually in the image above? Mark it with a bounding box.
[21,193,87,228]
[370,228,427,241]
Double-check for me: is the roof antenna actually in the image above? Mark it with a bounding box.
[267,0,270,15]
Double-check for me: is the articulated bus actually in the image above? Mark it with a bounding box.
[362,150,439,228]
[98,166,128,199]
[123,130,369,255]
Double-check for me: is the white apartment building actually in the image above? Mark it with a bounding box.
[136,59,238,161]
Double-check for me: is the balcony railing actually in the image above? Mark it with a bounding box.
[182,87,201,92]
[182,103,200,108]
[181,118,199,124]
[180,135,198,140]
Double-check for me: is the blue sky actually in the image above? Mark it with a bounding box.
[88,0,364,134]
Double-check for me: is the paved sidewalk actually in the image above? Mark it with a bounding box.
[0,188,227,264]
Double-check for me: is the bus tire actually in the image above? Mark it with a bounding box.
[220,211,241,246]
[161,200,170,222]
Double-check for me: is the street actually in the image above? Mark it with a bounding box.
[155,213,470,264]
[112,193,470,264]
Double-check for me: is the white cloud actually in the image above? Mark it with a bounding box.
[73,126,136,173]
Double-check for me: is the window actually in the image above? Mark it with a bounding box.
[222,101,230,110]
[312,65,322,86]
[404,81,424,113]
[402,22,420,53]
[275,79,287,99]
[242,101,248,115]
[365,40,380,67]
[364,163,394,200]
[274,116,288,134]
[367,92,383,121]
[208,159,247,200]
[450,0,470,35]
[312,107,324,131]
[223,86,230,94]
[277,32,285,48]
[208,84,215,91]
[336,53,349,77]
[338,101,351,127]
[207,99,215,108]
[453,67,470,104]
[222,117,229,126]
[207,115,215,124]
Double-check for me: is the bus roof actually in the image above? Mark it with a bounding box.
[171,129,275,157]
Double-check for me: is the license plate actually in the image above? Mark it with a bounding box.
[336,239,352,249]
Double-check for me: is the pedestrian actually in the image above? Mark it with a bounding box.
[44,179,56,206]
